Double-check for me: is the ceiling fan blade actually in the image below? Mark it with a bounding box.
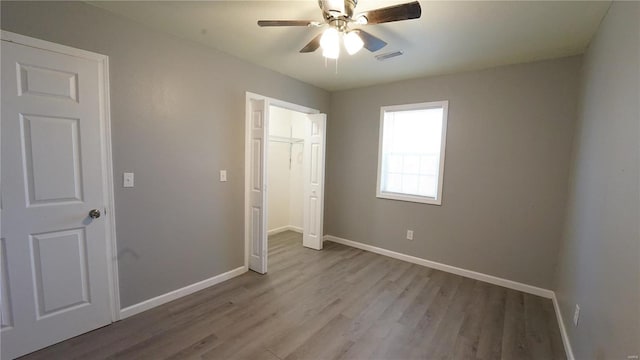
[300,33,323,53]
[353,29,387,52]
[257,20,315,27]
[359,1,421,24]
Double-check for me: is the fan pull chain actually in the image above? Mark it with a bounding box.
[322,57,339,75]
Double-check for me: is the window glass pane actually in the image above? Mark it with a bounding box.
[418,175,437,197]
[420,155,438,176]
[402,174,419,194]
[387,154,403,173]
[379,103,446,202]
[386,173,402,193]
[403,155,420,175]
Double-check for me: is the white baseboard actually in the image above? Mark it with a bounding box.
[268,225,303,236]
[552,294,575,360]
[323,235,554,299]
[119,266,247,319]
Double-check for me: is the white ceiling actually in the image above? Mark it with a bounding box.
[89,1,611,91]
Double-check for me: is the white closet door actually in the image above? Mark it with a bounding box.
[247,99,268,273]
[1,39,112,359]
[303,114,326,250]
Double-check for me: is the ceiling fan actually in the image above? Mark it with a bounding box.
[257,0,421,59]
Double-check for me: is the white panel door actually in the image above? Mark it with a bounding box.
[1,39,112,359]
[303,114,326,250]
[247,99,268,274]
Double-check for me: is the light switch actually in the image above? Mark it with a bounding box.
[220,170,227,182]
[123,172,134,187]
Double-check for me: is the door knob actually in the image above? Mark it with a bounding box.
[89,209,101,219]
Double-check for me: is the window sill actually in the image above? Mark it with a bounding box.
[376,192,442,206]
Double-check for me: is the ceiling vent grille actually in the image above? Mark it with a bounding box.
[375,51,404,61]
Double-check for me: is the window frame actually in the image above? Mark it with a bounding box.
[376,100,449,205]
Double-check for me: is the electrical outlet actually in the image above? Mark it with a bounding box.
[406,230,414,240]
[573,304,580,326]
[220,170,227,182]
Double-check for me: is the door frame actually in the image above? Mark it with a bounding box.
[1,30,121,321]
[244,92,320,271]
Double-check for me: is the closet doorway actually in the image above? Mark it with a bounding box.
[244,93,326,274]
[267,106,306,237]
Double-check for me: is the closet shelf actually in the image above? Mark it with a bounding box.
[269,135,304,144]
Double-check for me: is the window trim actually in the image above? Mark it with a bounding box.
[376,100,449,206]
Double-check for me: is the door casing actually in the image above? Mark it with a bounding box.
[0,30,121,322]
[244,92,322,272]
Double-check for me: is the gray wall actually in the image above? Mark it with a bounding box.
[326,57,581,289]
[554,2,640,359]
[1,1,330,307]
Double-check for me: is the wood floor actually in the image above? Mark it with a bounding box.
[21,231,566,360]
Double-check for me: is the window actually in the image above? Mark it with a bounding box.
[376,101,449,205]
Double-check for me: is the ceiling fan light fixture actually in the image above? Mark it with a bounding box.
[344,31,364,55]
[322,44,340,59]
[320,27,340,59]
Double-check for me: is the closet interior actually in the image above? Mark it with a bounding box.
[267,106,310,236]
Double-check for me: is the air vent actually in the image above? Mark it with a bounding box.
[375,51,404,61]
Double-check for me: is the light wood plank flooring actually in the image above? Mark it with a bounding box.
[21,231,566,359]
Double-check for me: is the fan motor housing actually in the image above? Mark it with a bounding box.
[319,0,358,20]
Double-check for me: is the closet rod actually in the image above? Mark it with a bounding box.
[268,135,304,144]
[269,139,294,144]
